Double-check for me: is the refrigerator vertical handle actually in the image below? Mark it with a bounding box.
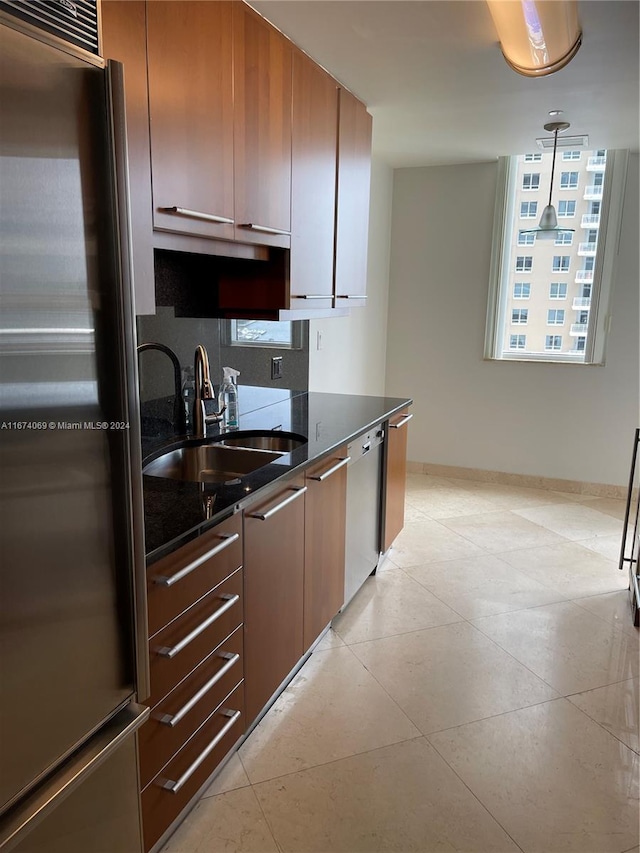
[106,60,151,703]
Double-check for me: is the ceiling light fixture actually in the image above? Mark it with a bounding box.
[521,121,575,239]
[486,0,582,77]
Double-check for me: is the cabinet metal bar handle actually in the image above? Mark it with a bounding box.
[158,709,242,794]
[390,413,413,429]
[248,486,307,521]
[308,457,351,482]
[293,295,331,300]
[238,223,291,236]
[161,206,234,225]
[335,294,368,299]
[153,533,240,587]
[155,594,240,659]
[156,653,241,728]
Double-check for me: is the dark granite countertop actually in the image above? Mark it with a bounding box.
[142,386,412,564]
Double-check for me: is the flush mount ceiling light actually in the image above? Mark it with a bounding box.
[521,120,575,239]
[486,0,582,77]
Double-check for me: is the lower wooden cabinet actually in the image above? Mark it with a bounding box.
[141,680,245,852]
[243,477,305,725]
[303,448,348,651]
[381,409,412,553]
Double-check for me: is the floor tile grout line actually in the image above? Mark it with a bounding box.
[423,735,527,853]
[246,781,285,853]
[565,691,640,756]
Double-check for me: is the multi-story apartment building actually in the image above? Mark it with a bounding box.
[502,148,607,358]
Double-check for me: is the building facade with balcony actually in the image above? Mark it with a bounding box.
[503,149,606,357]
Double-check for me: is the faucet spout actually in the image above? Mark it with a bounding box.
[136,342,187,434]
[193,344,225,436]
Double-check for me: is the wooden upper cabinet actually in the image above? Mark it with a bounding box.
[146,1,234,241]
[233,3,292,249]
[101,0,155,315]
[334,89,373,308]
[289,48,338,308]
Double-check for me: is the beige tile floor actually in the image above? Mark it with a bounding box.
[162,474,639,853]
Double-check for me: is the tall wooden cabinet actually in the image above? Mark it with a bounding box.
[233,3,292,249]
[289,48,339,309]
[100,0,155,315]
[243,478,305,724]
[334,88,373,309]
[146,1,235,242]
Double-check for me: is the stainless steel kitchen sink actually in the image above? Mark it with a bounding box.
[215,432,307,453]
[143,444,283,483]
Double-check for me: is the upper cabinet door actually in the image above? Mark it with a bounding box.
[289,48,338,308]
[233,3,292,249]
[334,89,372,308]
[101,0,155,315]
[147,1,234,241]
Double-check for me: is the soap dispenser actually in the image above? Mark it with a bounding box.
[218,367,240,429]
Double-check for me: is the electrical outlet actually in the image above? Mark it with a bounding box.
[271,356,283,380]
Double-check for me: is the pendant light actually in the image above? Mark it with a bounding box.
[486,0,582,78]
[521,120,575,240]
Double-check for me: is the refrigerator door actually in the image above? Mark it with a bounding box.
[0,23,144,812]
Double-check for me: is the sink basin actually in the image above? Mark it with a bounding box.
[143,444,283,483]
[215,431,307,453]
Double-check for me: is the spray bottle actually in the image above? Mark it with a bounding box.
[218,367,240,429]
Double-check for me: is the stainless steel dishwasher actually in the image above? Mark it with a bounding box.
[343,426,385,608]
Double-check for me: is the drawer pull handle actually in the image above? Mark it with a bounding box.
[308,457,350,482]
[156,653,241,728]
[247,486,307,521]
[161,206,234,225]
[155,594,240,659]
[238,223,291,236]
[293,294,331,300]
[390,413,413,430]
[335,294,367,299]
[153,533,240,587]
[158,709,242,794]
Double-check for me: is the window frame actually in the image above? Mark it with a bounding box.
[484,150,628,364]
[223,319,305,350]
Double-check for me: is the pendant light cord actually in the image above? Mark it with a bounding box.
[548,128,559,208]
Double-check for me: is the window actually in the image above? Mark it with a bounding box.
[509,335,526,349]
[555,232,573,246]
[519,201,538,219]
[517,231,536,246]
[593,171,605,187]
[516,256,533,272]
[226,319,304,349]
[563,150,581,161]
[575,336,587,352]
[511,308,528,324]
[560,172,579,189]
[485,149,628,363]
[522,173,540,190]
[557,200,576,218]
[549,282,567,299]
[524,153,542,161]
[577,310,589,324]
[513,282,531,299]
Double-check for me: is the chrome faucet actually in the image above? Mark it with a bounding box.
[193,344,225,436]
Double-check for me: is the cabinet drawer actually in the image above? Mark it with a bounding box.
[141,681,245,852]
[139,626,243,789]
[148,569,243,708]
[147,514,242,637]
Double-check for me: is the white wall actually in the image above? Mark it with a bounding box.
[385,155,639,486]
[308,156,393,396]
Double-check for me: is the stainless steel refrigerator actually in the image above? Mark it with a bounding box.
[0,14,149,852]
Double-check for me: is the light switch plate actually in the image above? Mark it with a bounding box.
[271,356,283,380]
